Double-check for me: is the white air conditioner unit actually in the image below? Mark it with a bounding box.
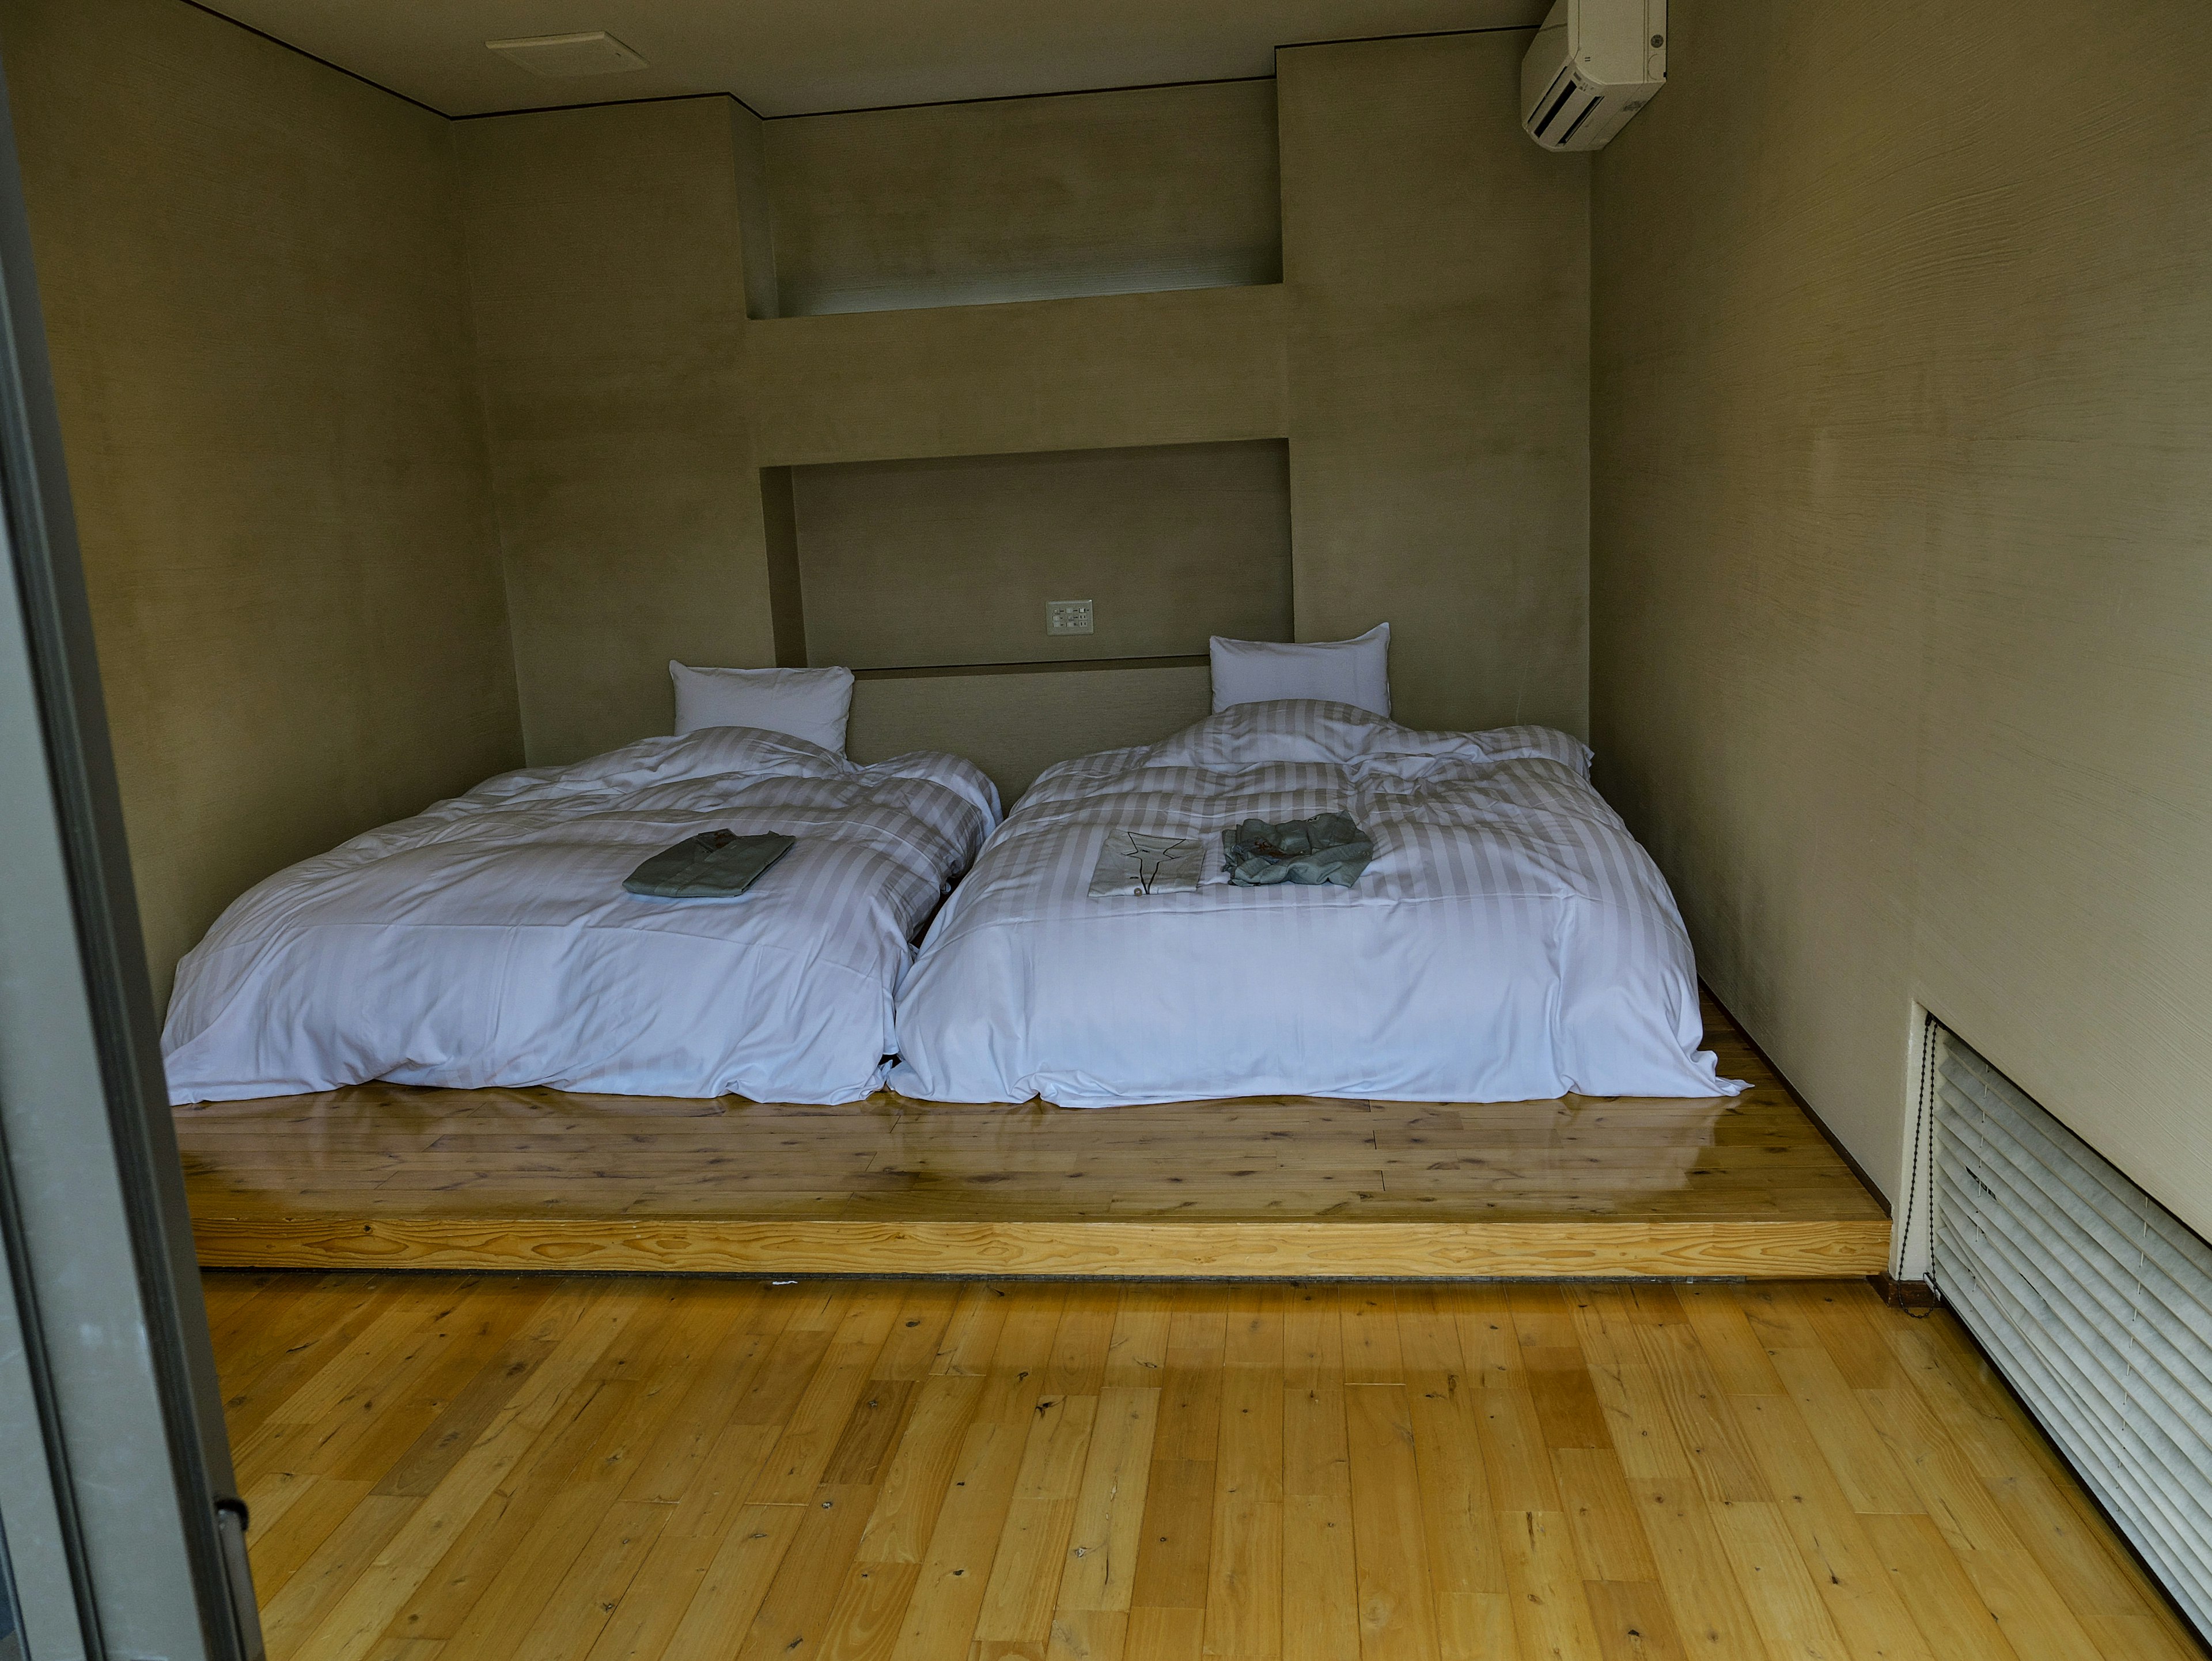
[1521,0,1666,152]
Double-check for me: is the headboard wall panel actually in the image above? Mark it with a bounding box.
[847,665,1211,803]
[794,440,1291,671]
[457,35,1590,778]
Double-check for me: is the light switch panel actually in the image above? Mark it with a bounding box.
[1046,599,1094,636]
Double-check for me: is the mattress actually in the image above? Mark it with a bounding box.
[162,726,998,1105]
[887,698,1743,1107]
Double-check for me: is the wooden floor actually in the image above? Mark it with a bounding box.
[178,991,1889,1278]
[211,1270,2203,1661]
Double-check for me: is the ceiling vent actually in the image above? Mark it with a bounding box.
[486,31,648,78]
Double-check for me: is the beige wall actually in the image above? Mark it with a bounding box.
[1282,33,1589,735]
[745,285,1287,470]
[457,99,782,765]
[766,81,1281,316]
[3,0,520,1001]
[846,665,1213,804]
[461,37,1590,770]
[1591,1,2212,1228]
[794,441,1291,669]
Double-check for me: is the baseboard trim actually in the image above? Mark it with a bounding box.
[1869,1271,1939,1310]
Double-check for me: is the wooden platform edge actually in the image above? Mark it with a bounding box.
[190,1215,1895,1278]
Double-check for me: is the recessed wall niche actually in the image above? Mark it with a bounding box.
[760,81,1282,317]
[783,440,1291,672]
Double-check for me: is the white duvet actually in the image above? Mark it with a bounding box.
[163,727,998,1105]
[888,700,1742,1107]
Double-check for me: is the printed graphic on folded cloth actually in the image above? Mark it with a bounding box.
[623,829,796,899]
[1221,812,1373,887]
[1087,829,1207,897]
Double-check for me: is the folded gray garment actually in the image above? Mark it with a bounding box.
[623,829,795,899]
[1221,811,1373,887]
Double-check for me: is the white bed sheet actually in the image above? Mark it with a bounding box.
[163,727,998,1105]
[887,700,1743,1107]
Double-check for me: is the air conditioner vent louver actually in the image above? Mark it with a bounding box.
[486,31,649,79]
[1531,73,1581,139]
[1555,92,1605,146]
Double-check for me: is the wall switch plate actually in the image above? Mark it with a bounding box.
[1046,599,1094,636]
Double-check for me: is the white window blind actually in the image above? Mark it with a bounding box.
[1931,1024,2212,1637]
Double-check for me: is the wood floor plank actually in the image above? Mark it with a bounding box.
[232,1291,445,1455]
[1403,1367,1508,1649]
[1762,1340,1925,1516]
[655,1503,808,1661]
[813,1560,918,1661]
[856,1375,986,1567]
[1043,1607,1126,1661]
[1340,1289,1403,1384]
[1127,1458,1214,1614]
[973,1392,1098,1646]
[290,1291,647,1661]
[876,1284,963,1383]
[205,1274,2206,1661]
[1122,1605,1205,1661]
[1636,1318,1770,1505]
[1343,1384,1440,1661]
[380,1373,646,1645]
[1626,1479,1772,1661]
[1580,1578,1689,1661]
[245,1475,380,1610]
[1495,1509,1603,1661]
[935,1284,1015,1379]
[1104,1286,1173,1388]
[1056,1387,1159,1615]
[1552,1446,1658,1586]
[1859,1512,2025,1661]
[1280,1359,1357,1661]
[1472,1381,1563,1515]
[1281,1492,1361,1661]
[888,1418,1028,1661]
[732,1484,880,1661]
[502,1500,669,1661]
[1705,1498,1855,1661]
[1202,1367,1282,1660]
[1728,1393,1940,1661]
[616,1288,787,1509]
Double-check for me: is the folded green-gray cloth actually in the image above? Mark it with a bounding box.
[623,830,795,899]
[1221,812,1373,887]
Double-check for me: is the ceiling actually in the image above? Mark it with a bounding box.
[202,1,1551,120]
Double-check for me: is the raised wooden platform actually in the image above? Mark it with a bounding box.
[176,990,1891,1278]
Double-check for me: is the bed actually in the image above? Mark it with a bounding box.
[162,725,998,1106]
[887,699,1741,1107]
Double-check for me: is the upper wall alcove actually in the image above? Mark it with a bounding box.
[755,80,1282,317]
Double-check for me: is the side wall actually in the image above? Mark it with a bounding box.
[2,0,521,1000]
[1591,1,2212,1228]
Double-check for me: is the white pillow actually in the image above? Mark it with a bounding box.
[1209,623,1391,717]
[669,661,854,754]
